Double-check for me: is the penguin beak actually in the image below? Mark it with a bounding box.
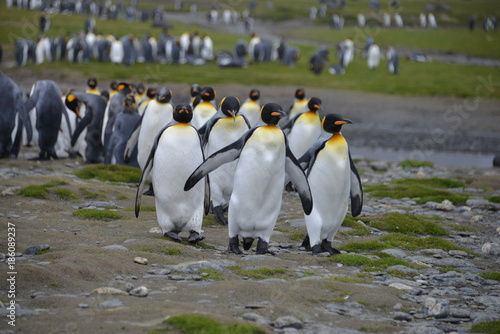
[227,110,236,121]
[335,119,353,125]
[179,108,188,114]
[314,104,321,110]
[271,110,285,117]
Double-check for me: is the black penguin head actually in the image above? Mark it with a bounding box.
[156,87,172,103]
[307,97,322,112]
[110,80,118,90]
[146,87,157,99]
[100,90,110,101]
[123,94,137,113]
[219,96,240,119]
[65,93,81,118]
[322,113,353,134]
[260,103,285,126]
[249,89,260,101]
[295,88,305,100]
[136,83,145,94]
[87,77,98,88]
[190,83,202,97]
[173,104,193,124]
[201,86,216,102]
[117,82,132,94]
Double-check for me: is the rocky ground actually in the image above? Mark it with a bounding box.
[0,145,499,334]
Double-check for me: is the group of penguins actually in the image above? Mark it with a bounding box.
[0,71,363,256]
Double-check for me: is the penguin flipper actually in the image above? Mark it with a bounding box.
[71,112,92,147]
[124,119,142,163]
[184,129,252,191]
[285,145,313,215]
[349,150,363,217]
[17,100,32,144]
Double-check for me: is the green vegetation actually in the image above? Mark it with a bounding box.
[228,266,289,280]
[340,216,371,236]
[330,254,411,271]
[80,188,106,200]
[134,248,153,253]
[289,232,306,241]
[203,214,223,227]
[480,272,500,281]
[365,178,469,204]
[439,267,464,273]
[326,276,371,284]
[72,208,122,221]
[48,282,62,288]
[488,196,500,204]
[470,320,500,334]
[340,240,388,253]
[19,179,71,199]
[369,213,447,236]
[398,160,434,168]
[380,233,475,254]
[74,165,141,183]
[159,314,266,334]
[358,325,400,333]
[386,270,415,278]
[449,224,475,232]
[161,247,182,256]
[200,269,226,281]
[125,205,155,212]
[53,188,79,201]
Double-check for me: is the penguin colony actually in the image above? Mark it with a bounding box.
[0,72,362,256]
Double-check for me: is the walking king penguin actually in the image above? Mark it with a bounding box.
[199,96,250,224]
[0,72,32,158]
[135,104,208,243]
[185,103,313,255]
[298,113,363,255]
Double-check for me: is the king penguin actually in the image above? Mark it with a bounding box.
[136,104,209,243]
[299,113,363,255]
[185,103,313,255]
[0,71,32,158]
[199,96,250,224]
[191,86,217,129]
[287,88,308,121]
[238,89,261,127]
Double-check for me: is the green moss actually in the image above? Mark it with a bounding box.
[330,254,411,271]
[370,213,447,236]
[480,272,500,281]
[386,270,415,278]
[327,276,371,284]
[80,188,106,200]
[134,248,153,253]
[340,216,370,236]
[49,282,62,288]
[53,188,79,201]
[289,232,306,241]
[125,205,155,212]
[116,195,128,200]
[228,266,289,280]
[161,247,181,256]
[470,320,500,334]
[38,249,52,255]
[329,254,373,266]
[19,185,48,198]
[439,267,464,273]
[74,164,141,183]
[380,233,476,254]
[200,269,226,281]
[72,208,122,221]
[398,160,434,168]
[391,178,466,188]
[449,224,475,232]
[488,196,500,204]
[340,240,388,253]
[202,214,222,227]
[358,325,400,333]
[161,314,266,334]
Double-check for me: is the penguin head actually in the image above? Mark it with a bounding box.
[123,94,137,113]
[219,96,240,120]
[117,82,132,94]
[201,86,216,102]
[190,83,202,97]
[87,77,98,89]
[136,83,145,95]
[307,97,322,112]
[110,80,118,90]
[260,103,285,126]
[65,93,81,118]
[146,87,157,99]
[322,113,353,134]
[294,88,305,100]
[173,104,193,124]
[156,87,172,103]
[249,89,260,101]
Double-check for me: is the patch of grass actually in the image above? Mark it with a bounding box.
[48,282,62,288]
[19,185,49,198]
[358,325,400,333]
[365,178,469,204]
[134,248,153,253]
[80,188,106,200]
[327,276,371,284]
[74,164,141,183]
[439,267,464,273]
[38,249,52,255]
[162,314,266,334]
[228,266,289,280]
[202,214,222,227]
[340,216,370,236]
[380,233,476,254]
[386,270,415,279]
[125,205,155,212]
[480,272,500,281]
[200,269,226,281]
[470,320,500,334]
[53,188,79,201]
[369,213,447,236]
[340,240,388,253]
[161,247,181,256]
[44,180,68,187]
[73,208,122,221]
[488,196,500,204]
[116,195,128,200]
[398,160,434,168]
[449,224,475,232]
[330,254,411,272]
[289,232,306,241]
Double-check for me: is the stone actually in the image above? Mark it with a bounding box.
[448,250,468,258]
[450,308,470,318]
[393,311,413,321]
[129,286,149,297]
[381,249,407,259]
[149,227,162,234]
[102,244,128,251]
[434,258,476,270]
[25,244,50,255]
[436,199,455,211]
[466,199,499,211]
[389,283,414,291]
[147,269,171,275]
[92,287,128,295]
[273,315,303,329]
[134,257,148,265]
[481,242,500,256]
[422,297,449,319]
[169,260,236,273]
[99,300,123,308]
[386,265,419,275]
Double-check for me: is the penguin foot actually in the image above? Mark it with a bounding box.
[213,205,228,225]
[164,231,182,242]
[242,237,254,250]
[143,184,155,196]
[311,244,322,255]
[228,236,242,254]
[301,234,311,251]
[321,239,341,256]
[256,238,275,255]
[188,231,205,244]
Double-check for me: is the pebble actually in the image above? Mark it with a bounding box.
[273,316,303,329]
[99,300,123,308]
[92,287,128,295]
[25,244,50,255]
[134,257,148,265]
[102,245,129,251]
[129,286,149,297]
